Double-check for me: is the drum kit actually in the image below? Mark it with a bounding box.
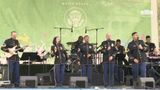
[65,42,103,73]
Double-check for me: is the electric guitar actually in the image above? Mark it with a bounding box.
[5,45,28,58]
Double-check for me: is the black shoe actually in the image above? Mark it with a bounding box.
[88,83,92,87]
[14,84,19,88]
[104,84,108,88]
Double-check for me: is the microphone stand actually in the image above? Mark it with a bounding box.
[86,28,104,62]
[54,27,72,41]
[85,27,104,85]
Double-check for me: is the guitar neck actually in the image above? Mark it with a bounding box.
[15,46,26,52]
[15,48,22,51]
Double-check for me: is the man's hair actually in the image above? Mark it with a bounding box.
[146,35,150,39]
[132,32,137,36]
[116,39,121,43]
[11,31,16,35]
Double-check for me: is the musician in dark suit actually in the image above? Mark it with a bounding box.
[114,39,128,84]
[78,35,95,85]
[70,36,83,62]
[1,31,25,87]
[71,36,83,54]
[145,35,158,82]
[145,35,156,55]
[127,32,148,85]
[100,33,117,87]
[51,36,68,87]
[115,39,128,65]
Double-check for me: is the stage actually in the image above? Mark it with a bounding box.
[0,0,160,89]
[0,63,160,89]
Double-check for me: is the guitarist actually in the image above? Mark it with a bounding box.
[1,31,26,87]
[127,32,148,86]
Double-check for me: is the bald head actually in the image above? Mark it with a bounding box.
[84,35,89,43]
[106,33,112,40]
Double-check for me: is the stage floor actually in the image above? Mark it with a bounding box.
[0,85,159,90]
[38,85,159,89]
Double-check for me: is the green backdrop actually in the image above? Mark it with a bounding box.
[0,0,151,56]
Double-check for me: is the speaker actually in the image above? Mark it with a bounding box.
[70,76,88,88]
[0,80,10,87]
[20,76,38,88]
[138,77,155,89]
[125,75,133,86]
[0,65,9,81]
[36,73,52,85]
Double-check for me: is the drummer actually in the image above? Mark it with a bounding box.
[145,35,156,55]
[71,36,83,54]
[70,36,84,60]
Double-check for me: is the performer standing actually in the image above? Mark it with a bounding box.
[1,31,27,87]
[51,36,68,87]
[79,35,95,85]
[115,39,128,65]
[114,39,128,84]
[127,32,148,85]
[100,33,117,87]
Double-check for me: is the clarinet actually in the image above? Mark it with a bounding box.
[86,44,89,61]
[107,41,111,57]
[56,44,62,62]
[135,41,142,63]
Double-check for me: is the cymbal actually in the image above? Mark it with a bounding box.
[90,43,98,45]
[66,42,74,45]
[66,42,97,45]
[64,49,69,51]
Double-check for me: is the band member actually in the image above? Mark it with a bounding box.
[145,36,158,83]
[145,35,156,55]
[114,39,128,84]
[71,36,83,54]
[79,35,95,85]
[100,33,117,87]
[70,36,83,72]
[1,31,26,87]
[51,36,68,87]
[127,32,148,85]
[115,39,128,65]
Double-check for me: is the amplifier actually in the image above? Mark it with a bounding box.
[0,80,10,86]
[20,76,38,88]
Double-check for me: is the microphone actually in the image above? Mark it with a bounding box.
[71,25,73,32]
[85,27,87,33]
[97,45,102,49]
[107,41,111,50]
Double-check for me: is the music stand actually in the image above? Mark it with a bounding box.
[21,52,40,76]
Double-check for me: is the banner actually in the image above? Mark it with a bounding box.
[0,0,151,56]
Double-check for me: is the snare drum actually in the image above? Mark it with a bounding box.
[70,53,78,60]
[93,53,103,65]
